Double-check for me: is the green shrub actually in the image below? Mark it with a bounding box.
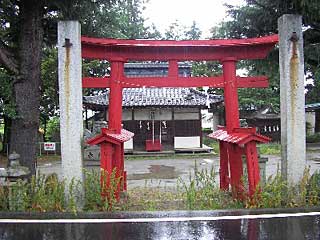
[8,179,30,211]
[0,174,66,212]
[306,171,320,205]
[29,174,66,212]
[83,169,121,211]
[0,174,67,212]
[247,168,320,209]
[258,143,281,155]
[45,117,60,141]
[0,185,8,210]
[83,170,103,211]
[178,162,241,210]
[1,167,320,212]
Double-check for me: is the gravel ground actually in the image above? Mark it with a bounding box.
[35,146,320,189]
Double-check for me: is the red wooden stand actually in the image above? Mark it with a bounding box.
[87,129,134,198]
[209,127,270,197]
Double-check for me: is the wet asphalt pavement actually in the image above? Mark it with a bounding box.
[0,209,320,239]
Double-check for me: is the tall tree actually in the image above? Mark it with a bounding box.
[0,0,44,174]
[0,0,152,175]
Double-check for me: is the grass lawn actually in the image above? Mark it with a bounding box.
[258,143,281,155]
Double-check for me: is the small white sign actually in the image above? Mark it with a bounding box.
[44,142,56,151]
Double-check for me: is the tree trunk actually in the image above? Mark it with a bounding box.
[9,0,43,175]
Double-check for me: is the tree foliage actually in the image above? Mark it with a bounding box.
[212,0,320,108]
[164,20,202,40]
[40,48,59,138]
[0,69,15,118]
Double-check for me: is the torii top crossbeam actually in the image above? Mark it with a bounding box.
[82,35,278,61]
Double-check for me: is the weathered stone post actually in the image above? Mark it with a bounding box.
[58,21,84,197]
[278,15,306,184]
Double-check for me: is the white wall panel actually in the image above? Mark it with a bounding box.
[174,136,200,148]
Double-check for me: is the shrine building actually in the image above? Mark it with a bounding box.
[83,62,223,153]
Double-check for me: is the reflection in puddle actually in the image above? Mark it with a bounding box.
[128,165,181,180]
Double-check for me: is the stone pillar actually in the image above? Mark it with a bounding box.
[278,15,306,184]
[58,21,84,192]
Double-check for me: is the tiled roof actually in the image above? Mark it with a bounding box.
[83,88,223,109]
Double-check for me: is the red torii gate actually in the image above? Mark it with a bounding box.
[82,35,278,198]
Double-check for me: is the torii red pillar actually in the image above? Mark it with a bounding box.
[87,61,134,198]
[109,61,123,133]
[108,61,124,191]
[221,58,244,196]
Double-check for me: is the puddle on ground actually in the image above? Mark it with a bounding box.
[127,165,181,180]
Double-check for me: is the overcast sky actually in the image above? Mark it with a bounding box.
[143,0,244,38]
